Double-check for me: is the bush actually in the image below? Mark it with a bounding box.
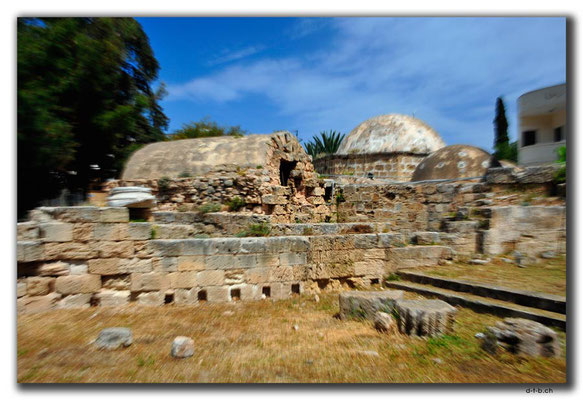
[198,203,221,214]
[236,222,271,237]
[178,171,192,178]
[158,177,171,192]
[226,196,246,211]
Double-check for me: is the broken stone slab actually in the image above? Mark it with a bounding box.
[469,258,490,265]
[171,336,195,358]
[95,327,133,350]
[374,311,395,333]
[480,318,561,358]
[395,299,457,337]
[339,290,404,320]
[107,187,156,208]
[540,251,557,259]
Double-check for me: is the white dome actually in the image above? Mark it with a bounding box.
[336,114,445,155]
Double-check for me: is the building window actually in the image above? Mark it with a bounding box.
[554,126,565,142]
[522,130,536,147]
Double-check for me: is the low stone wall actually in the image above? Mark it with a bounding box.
[17,206,455,313]
[313,152,426,181]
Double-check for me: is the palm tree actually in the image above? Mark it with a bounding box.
[304,130,345,159]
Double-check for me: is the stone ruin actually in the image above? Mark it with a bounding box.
[16,129,566,318]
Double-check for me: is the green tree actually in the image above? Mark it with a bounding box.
[18,17,168,216]
[493,96,512,160]
[304,130,346,159]
[169,117,247,140]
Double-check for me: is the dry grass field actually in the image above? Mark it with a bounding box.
[417,256,566,296]
[17,291,566,383]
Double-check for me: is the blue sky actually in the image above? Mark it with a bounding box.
[137,17,566,151]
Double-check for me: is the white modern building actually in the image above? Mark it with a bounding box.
[517,83,566,165]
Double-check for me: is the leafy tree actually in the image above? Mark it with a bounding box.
[169,117,246,140]
[495,141,518,162]
[304,130,346,159]
[18,17,168,216]
[493,96,512,160]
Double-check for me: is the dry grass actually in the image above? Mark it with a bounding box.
[416,256,566,297]
[17,291,566,383]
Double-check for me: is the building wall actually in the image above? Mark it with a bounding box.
[313,153,427,181]
[518,84,566,166]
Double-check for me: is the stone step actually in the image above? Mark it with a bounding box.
[396,271,566,314]
[384,281,566,330]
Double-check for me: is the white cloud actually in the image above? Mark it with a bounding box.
[166,17,566,149]
[207,45,265,66]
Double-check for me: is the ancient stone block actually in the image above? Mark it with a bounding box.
[206,254,237,270]
[374,311,395,333]
[174,288,198,305]
[36,261,70,276]
[243,268,270,284]
[58,293,92,309]
[102,275,131,290]
[93,241,134,258]
[353,234,379,249]
[99,207,129,223]
[483,318,561,358]
[339,290,404,320]
[69,262,88,275]
[353,259,385,276]
[72,223,94,242]
[39,222,73,242]
[182,239,213,256]
[205,286,230,303]
[239,237,267,253]
[96,290,131,307]
[17,222,39,240]
[55,275,101,294]
[17,241,45,262]
[120,258,153,273]
[136,291,164,306]
[93,223,129,241]
[209,238,241,254]
[45,242,97,260]
[279,252,307,266]
[235,254,258,269]
[177,255,205,271]
[26,277,55,296]
[196,270,225,286]
[168,271,198,289]
[128,222,153,240]
[130,272,169,292]
[152,257,177,272]
[18,293,61,314]
[88,259,122,275]
[147,240,184,257]
[395,299,457,337]
[17,281,27,298]
[156,225,195,239]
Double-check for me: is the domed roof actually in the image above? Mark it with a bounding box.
[411,145,501,182]
[336,114,445,155]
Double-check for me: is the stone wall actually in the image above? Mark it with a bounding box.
[482,206,567,258]
[17,206,455,313]
[105,166,331,223]
[313,152,426,181]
